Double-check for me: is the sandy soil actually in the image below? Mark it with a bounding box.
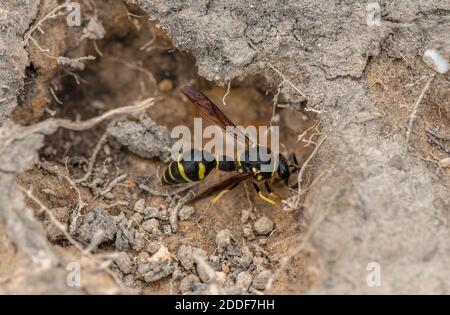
[0,0,449,294]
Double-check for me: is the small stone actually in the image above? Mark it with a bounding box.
[243,226,255,240]
[146,241,161,254]
[114,251,133,274]
[159,208,169,220]
[253,256,269,270]
[197,263,211,283]
[241,209,251,223]
[179,205,195,221]
[142,245,174,282]
[103,144,111,155]
[253,216,274,235]
[215,229,232,247]
[137,251,150,264]
[192,248,210,283]
[144,206,160,219]
[133,231,145,251]
[77,208,117,245]
[131,213,143,225]
[423,48,450,74]
[158,79,174,92]
[179,275,202,293]
[221,263,230,273]
[134,198,146,213]
[253,269,272,290]
[237,254,253,268]
[215,271,227,285]
[438,157,450,168]
[142,218,160,232]
[123,274,137,288]
[162,224,172,235]
[235,271,253,292]
[177,245,194,270]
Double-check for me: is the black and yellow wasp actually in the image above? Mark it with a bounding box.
[162,85,300,210]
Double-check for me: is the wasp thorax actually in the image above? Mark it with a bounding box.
[237,146,278,181]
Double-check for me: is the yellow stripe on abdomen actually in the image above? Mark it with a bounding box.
[177,155,192,182]
[198,163,206,180]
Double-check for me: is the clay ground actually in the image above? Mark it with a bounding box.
[0,0,449,294]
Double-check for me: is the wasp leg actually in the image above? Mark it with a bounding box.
[253,182,277,206]
[203,181,241,215]
[264,181,282,200]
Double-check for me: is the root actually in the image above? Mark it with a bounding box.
[404,74,434,156]
[56,97,154,131]
[222,81,231,106]
[98,174,128,197]
[75,132,108,184]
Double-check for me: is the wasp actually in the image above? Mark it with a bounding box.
[162,85,300,210]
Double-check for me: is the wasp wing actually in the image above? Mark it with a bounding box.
[181,85,252,148]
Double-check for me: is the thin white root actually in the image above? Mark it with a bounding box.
[222,81,231,106]
[75,132,108,184]
[57,98,154,131]
[404,74,435,156]
[99,174,128,197]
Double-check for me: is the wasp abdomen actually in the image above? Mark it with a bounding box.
[215,155,236,172]
[162,149,216,185]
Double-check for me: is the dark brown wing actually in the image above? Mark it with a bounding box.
[181,85,252,148]
[187,172,251,204]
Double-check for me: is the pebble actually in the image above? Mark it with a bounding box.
[133,198,146,213]
[241,209,251,223]
[132,231,145,251]
[253,216,274,235]
[162,224,172,236]
[158,79,174,92]
[177,245,194,270]
[137,251,150,264]
[142,245,174,282]
[423,48,450,74]
[237,253,253,268]
[438,157,450,168]
[215,271,227,285]
[193,248,210,283]
[142,218,160,233]
[179,275,202,293]
[159,208,169,220]
[114,251,133,274]
[179,205,195,221]
[235,271,253,292]
[144,206,160,219]
[146,241,161,254]
[215,229,232,247]
[123,274,137,288]
[243,225,255,240]
[131,213,143,225]
[197,263,211,283]
[252,270,272,290]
